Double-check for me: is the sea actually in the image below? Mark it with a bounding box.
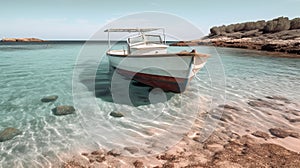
[0,41,299,167]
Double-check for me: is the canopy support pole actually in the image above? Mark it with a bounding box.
[108,31,110,51]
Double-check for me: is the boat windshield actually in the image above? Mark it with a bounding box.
[145,35,162,44]
[128,35,144,46]
[128,34,163,46]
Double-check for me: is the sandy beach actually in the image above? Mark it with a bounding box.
[62,95,300,167]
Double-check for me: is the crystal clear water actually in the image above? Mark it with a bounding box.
[0,42,299,167]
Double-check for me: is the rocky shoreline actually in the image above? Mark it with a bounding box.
[171,17,300,57]
[62,95,300,167]
[1,38,44,42]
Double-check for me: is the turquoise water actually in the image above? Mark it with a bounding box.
[0,42,299,167]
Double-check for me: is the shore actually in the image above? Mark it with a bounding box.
[171,37,300,58]
[171,17,300,58]
[62,95,300,167]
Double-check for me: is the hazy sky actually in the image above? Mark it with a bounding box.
[0,0,299,40]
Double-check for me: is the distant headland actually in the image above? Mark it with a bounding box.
[1,38,44,42]
[172,17,300,56]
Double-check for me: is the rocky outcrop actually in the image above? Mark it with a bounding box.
[263,17,291,33]
[52,105,75,116]
[172,16,300,56]
[0,127,22,142]
[210,20,267,35]
[1,38,44,42]
[209,17,298,36]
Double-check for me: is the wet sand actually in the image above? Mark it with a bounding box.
[61,95,300,167]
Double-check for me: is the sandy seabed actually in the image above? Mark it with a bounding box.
[62,95,300,168]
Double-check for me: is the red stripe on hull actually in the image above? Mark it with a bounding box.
[115,68,191,93]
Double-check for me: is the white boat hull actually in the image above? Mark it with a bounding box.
[107,52,206,92]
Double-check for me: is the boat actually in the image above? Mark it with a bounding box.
[105,28,208,93]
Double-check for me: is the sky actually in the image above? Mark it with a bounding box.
[0,0,299,40]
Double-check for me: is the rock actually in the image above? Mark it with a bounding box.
[251,131,270,140]
[220,113,234,122]
[269,128,293,138]
[265,96,290,102]
[133,160,144,168]
[205,144,224,152]
[225,24,235,33]
[244,21,266,31]
[288,110,300,116]
[81,153,89,156]
[162,162,175,168]
[241,29,261,38]
[1,38,17,42]
[218,104,241,111]
[210,26,222,35]
[157,153,177,161]
[107,149,121,157]
[0,127,22,142]
[41,95,58,102]
[263,17,291,33]
[269,128,289,138]
[289,132,300,138]
[283,115,300,123]
[91,150,103,155]
[290,18,300,29]
[247,99,280,110]
[95,155,105,163]
[234,23,246,32]
[1,38,44,42]
[261,44,279,52]
[192,136,201,142]
[52,106,75,116]
[109,111,124,118]
[199,17,300,56]
[124,146,139,154]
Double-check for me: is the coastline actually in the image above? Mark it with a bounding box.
[171,16,300,58]
[62,95,300,167]
[171,38,300,58]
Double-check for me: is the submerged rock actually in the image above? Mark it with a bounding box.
[248,99,281,110]
[265,96,290,103]
[124,146,139,154]
[41,95,58,102]
[269,128,299,138]
[0,127,22,142]
[252,131,270,140]
[110,111,124,118]
[52,105,75,116]
[283,115,300,123]
[269,128,290,138]
[218,104,241,111]
[107,149,121,157]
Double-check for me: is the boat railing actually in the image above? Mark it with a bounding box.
[105,28,166,50]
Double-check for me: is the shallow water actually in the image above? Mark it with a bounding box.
[0,42,299,167]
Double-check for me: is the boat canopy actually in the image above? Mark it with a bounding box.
[104,28,163,32]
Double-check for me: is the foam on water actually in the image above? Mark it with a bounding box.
[0,42,299,167]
